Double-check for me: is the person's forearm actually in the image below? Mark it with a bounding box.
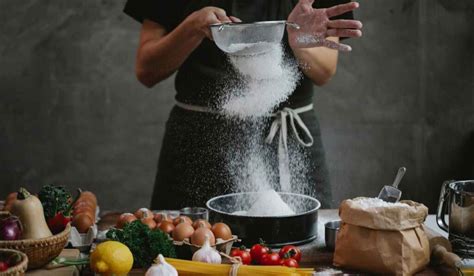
[136,21,203,87]
[291,37,339,86]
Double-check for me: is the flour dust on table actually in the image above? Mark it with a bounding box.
[217,42,316,216]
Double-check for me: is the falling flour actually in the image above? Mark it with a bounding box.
[233,189,295,217]
[219,41,307,217]
[221,42,300,118]
[350,197,409,209]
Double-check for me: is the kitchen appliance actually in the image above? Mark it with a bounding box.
[437,180,474,258]
[206,192,320,247]
[210,21,299,56]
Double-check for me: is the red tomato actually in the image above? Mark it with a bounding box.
[281,258,299,268]
[0,261,9,272]
[230,247,252,265]
[279,245,302,262]
[260,252,281,266]
[250,243,269,264]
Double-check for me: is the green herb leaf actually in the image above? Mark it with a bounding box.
[106,220,176,268]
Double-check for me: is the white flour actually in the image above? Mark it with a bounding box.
[219,42,307,217]
[221,42,299,118]
[350,197,409,209]
[233,189,295,217]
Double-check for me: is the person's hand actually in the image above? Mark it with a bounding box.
[287,0,362,51]
[184,7,241,40]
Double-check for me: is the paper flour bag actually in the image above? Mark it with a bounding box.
[333,197,430,276]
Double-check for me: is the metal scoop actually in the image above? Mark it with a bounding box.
[210,21,299,56]
[378,167,406,203]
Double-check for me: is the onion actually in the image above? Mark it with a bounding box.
[0,216,22,240]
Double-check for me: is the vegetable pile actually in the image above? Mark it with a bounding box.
[230,239,302,267]
[0,252,22,272]
[107,220,176,268]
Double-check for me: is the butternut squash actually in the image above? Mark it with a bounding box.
[11,188,52,239]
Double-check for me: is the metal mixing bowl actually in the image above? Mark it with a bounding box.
[206,192,320,247]
[210,21,298,56]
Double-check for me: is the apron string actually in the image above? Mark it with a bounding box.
[265,105,314,191]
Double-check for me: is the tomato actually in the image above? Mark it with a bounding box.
[279,245,302,262]
[250,242,269,264]
[0,261,9,272]
[281,258,299,268]
[230,247,252,265]
[260,252,281,266]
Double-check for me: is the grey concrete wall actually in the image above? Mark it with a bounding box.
[0,0,472,212]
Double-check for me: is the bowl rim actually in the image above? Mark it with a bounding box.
[210,20,287,29]
[0,248,28,273]
[206,191,321,218]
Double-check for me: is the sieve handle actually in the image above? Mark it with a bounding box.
[436,180,452,233]
[286,22,300,30]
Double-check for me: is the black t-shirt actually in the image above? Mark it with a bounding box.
[124,0,353,108]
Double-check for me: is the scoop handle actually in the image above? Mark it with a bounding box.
[392,167,406,188]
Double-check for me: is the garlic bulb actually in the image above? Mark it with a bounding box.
[192,234,222,264]
[145,254,178,276]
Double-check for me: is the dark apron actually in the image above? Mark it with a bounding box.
[150,105,331,209]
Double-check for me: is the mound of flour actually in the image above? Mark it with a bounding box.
[233,189,295,217]
[350,197,409,209]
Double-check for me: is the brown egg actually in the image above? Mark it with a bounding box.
[116,213,137,229]
[191,227,216,246]
[134,208,153,219]
[154,213,172,224]
[73,213,94,233]
[192,219,211,230]
[211,223,233,240]
[141,217,157,229]
[173,216,193,226]
[158,220,175,234]
[172,223,194,241]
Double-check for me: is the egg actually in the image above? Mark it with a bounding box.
[134,208,153,219]
[172,223,194,241]
[191,227,216,246]
[158,220,175,234]
[173,215,193,226]
[154,213,172,224]
[192,219,211,230]
[116,213,137,229]
[141,217,157,229]
[211,223,233,240]
[73,213,94,233]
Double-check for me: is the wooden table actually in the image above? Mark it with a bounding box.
[31,210,458,275]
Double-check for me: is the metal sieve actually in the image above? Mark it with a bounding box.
[210,21,299,56]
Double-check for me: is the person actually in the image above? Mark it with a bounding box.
[123,0,363,209]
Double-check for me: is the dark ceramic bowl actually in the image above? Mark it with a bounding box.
[206,192,320,247]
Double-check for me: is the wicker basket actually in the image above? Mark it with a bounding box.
[0,223,71,270]
[0,249,28,276]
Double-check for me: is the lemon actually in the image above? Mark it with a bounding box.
[90,241,134,276]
